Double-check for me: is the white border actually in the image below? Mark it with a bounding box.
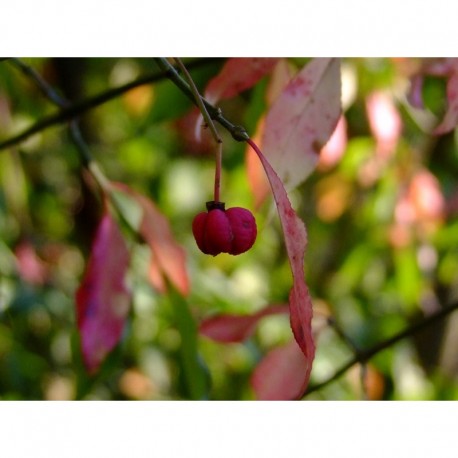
[2,0,454,57]
[1,401,457,457]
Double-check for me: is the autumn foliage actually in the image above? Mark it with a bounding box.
[1,58,458,400]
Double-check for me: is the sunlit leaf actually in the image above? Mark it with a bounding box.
[200,304,289,343]
[248,139,315,398]
[246,60,295,208]
[75,209,131,374]
[266,59,295,105]
[261,58,341,190]
[245,121,271,209]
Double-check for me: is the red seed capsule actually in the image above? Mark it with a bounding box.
[192,201,257,256]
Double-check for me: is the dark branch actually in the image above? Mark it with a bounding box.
[304,301,458,397]
[153,58,250,142]
[0,58,216,151]
[9,58,68,107]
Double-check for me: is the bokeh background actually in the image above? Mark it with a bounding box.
[1,58,458,400]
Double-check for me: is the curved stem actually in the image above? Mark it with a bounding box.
[214,142,223,202]
[173,58,224,202]
[173,58,222,144]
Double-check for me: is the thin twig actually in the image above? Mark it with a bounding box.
[0,58,216,152]
[153,58,250,142]
[10,58,141,230]
[327,316,369,399]
[10,59,109,191]
[174,58,222,144]
[173,58,224,203]
[304,301,458,397]
[327,316,361,354]
[9,58,68,107]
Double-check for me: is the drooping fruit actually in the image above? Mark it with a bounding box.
[192,201,257,256]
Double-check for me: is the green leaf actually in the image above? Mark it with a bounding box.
[170,290,209,400]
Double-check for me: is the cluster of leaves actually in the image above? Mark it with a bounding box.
[1,58,458,400]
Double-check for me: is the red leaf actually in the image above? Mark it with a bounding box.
[111,182,190,296]
[76,210,131,374]
[192,58,279,143]
[200,304,289,343]
[251,340,309,400]
[204,58,279,103]
[261,58,341,190]
[248,139,315,397]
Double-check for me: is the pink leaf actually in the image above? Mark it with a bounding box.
[246,60,295,209]
[148,257,167,295]
[14,241,48,286]
[251,340,309,400]
[204,58,279,104]
[434,73,458,135]
[266,59,295,105]
[318,115,348,170]
[200,304,289,343]
[261,58,341,190]
[248,139,315,398]
[407,74,424,109]
[76,210,131,374]
[366,91,402,158]
[111,183,190,296]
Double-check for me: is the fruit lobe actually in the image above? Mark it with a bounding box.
[192,202,257,256]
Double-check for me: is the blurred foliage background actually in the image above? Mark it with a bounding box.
[1,57,458,400]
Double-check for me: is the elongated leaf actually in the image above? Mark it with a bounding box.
[172,290,209,400]
[199,304,289,343]
[248,139,315,398]
[261,58,341,190]
[204,58,279,103]
[75,210,131,374]
[111,182,190,296]
[251,340,309,400]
